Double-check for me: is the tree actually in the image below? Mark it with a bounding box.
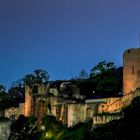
[72,79,95,98]
[33,69,49,84]
[11,79,24,88]
[8,84,25,103]
[22,69,49,87]
[90,61,116,78]
[89,61,122,97]
[0,84,6,93]
[23,74,36,87]
[9,115,40,140]
[79,69,89,80]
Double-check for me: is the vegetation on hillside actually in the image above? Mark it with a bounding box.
[49,61,123,98]
[8,115,41,140]
[89,61,123,97]
[38,115,93,140]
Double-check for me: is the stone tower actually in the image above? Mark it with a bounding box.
[24,84,49,122]
[24,86,32,116]
[123,48,140,94]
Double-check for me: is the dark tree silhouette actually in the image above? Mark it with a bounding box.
[0,84,6,93]
[89,61,122,97]
[22,69,49,87]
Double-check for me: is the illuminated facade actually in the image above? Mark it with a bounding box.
[123,48,140,94]
[24,86,32,117]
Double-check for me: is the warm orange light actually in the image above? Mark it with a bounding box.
[24,86,32,116]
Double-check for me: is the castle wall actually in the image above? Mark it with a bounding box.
[123,48,140,94]
[97,88,140,114]
[97,98,122,113]
[67,103,97,127]
[67,104,87,127]
[5,107,18,119]
[5,103,25,119]
[38,84,49,94]
[93,113,123,126]
[24,86,32,117]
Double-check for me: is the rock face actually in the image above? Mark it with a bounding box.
[0,121,11,140]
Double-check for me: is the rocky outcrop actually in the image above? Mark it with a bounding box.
[0,120,11,140]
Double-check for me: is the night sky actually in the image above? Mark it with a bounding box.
[0,0,140,88]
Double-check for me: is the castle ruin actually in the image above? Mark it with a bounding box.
[4,48,140,127]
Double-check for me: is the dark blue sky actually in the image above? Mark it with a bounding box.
[0,0,140,88]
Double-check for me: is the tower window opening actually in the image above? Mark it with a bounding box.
[132,66,134,74]
[33,86,38,94]
[128,49,131,53]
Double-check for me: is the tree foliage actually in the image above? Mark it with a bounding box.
[22,69,49,87]
[0,84,6,93]
[33,69,49,84]
[72,79,95,98]
[90,61,116,78]
[89,61,122,97]
[9,115,41,140]
[23,74,36,87]
[79,69,89,80]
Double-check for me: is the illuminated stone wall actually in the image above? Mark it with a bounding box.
[18,103,25,115]
[93,113,123,126]
[38,101,47,123]
[24,84,48,118]
[24,86,32,117]
[66,103,97,127]
[95,48,140,115]
[67,104,87,127]
[123,48,140,94]
[97,98,122,113]
[5,107,18,119]
[97,88,140,114]
[38,84,49,94]
[5,103,25,119]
